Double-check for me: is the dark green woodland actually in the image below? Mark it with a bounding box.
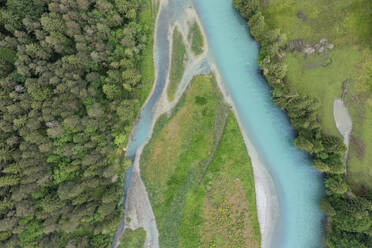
[0,0,152,247]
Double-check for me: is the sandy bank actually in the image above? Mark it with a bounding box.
[333,98,353,165]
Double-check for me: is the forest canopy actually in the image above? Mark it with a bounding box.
[0,0,152,247]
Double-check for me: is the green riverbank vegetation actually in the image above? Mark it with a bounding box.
[138,0,156,105]
[141,75,261,247]
[233,0,372,246]
[119,228,146,248]
[0,0,154,247]
[188,21,204,56]
[167,27,187,101]
[261,0,372,190]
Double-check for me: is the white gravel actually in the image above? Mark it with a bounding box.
[124,145,159,248]
[333,98,353,164]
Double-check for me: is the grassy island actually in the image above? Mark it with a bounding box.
[140,75,260,247]
[188,21,205,56]
[167,28,187,101]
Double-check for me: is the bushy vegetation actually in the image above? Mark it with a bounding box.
[233,0,372,247]
[119,228,146,248]
[167,27,187,101]
[0,0,154,247]
[141,75,260,247]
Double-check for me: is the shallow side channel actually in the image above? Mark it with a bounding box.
[111,1,201,247]
[193,0,325,247]
[111,2,173,247]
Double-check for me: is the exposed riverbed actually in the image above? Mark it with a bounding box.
[333,99,353,165]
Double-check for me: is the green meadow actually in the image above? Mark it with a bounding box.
[140,75,260,247]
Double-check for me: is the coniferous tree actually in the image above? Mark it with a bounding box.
[0,0,153,246]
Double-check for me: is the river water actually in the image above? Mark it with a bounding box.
[115,0,325,247]
[193,0,325,247]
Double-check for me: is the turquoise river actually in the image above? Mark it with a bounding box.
[116,0,326,247]
[193,0,325,247]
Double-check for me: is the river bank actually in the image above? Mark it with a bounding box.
[262,0,372,190]
[233,0,372,247]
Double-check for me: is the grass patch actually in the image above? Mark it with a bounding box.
[138,1,155,105]
[141,75,260,247]
[141,74,228,247]
[119,228,146,248]
[188,21,204,56]
[347,99,372,190]
[167,27,187,101]
[262,0,372,45]
[180,112,261,248]
[262,0,372,189]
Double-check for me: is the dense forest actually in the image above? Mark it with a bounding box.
[233,0,372,247]
[0,0,152,247]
